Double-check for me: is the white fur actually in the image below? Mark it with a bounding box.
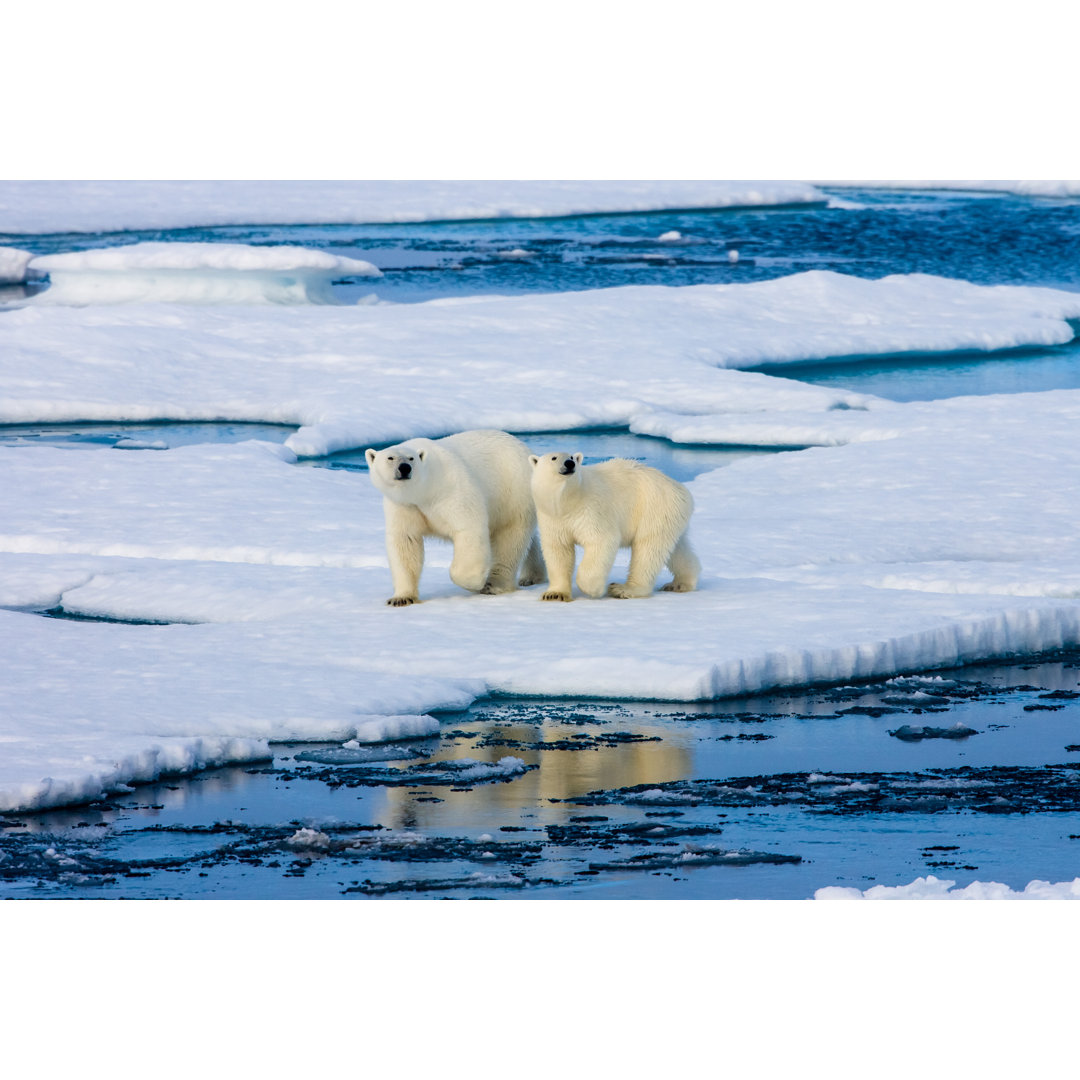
[529,452,700,601]
[366,429,544,606]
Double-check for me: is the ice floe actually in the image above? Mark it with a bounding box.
[815,875,1080,899]
[4,268,1080,810]
[0,181,829,234]
[834,181,1080,199]
[4,271,1079,457]
[28,242,381,305]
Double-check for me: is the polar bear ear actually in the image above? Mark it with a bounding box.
[573,453,584,466]
[528,455,540,467]
[364,448,377,465]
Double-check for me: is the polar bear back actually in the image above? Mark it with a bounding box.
[434,429,536,529]
[581,459,693,542]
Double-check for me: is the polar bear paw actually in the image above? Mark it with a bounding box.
[607,583,649,599]
[661,581,694,593]
[541,590,572,602]
[387,595,418,607]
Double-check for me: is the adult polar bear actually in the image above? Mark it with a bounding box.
[366,429,544,606]
[529,451,700,600]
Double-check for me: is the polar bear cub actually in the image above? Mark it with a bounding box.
[366,429,545,606]
[529,452,700,600]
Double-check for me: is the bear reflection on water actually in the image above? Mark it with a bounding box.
[379,709,691,831]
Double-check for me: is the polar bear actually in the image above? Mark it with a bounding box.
[529,452,700,600]
[366,429,545,606]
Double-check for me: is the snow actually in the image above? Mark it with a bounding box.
[0,181,828,234]
[0,246,34,285]
[830,181,1080,198]
[28,242,380,306]
[4,270,1079,459]
[816,875,1080,899]
[31,243,380,275]
[4,269,1080,810]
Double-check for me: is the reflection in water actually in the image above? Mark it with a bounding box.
[379,710,692,831]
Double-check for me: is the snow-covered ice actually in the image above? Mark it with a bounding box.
[0,246,34,285]
[28,242,381,305]
[0,181,828,234]
[829,181,1080,199]
[4,270,1079,457]
[4,268,1080,811]
[816,875,1080,899]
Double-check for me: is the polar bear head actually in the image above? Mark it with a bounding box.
[529,452,583,475]
[365,440,434,502]
[529,451,584,489]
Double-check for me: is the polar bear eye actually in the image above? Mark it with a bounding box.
[387,455,395,461]
[550,455,557,461]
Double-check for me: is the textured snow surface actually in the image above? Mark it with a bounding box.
[3,271,1079,455]
[28,242,380,306]
[4,384,1080,809]
[0,180,828,234]
[816,875,1080,899]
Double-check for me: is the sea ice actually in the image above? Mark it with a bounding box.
[830,181,1080,199]
[0,246,34,285]
[815,875,1080,899]
[0,181,829,234]
[4,269,1080,810]
[29,242,381,306]
[4,271,1079,457]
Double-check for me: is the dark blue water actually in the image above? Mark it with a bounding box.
[8,187,1080,300]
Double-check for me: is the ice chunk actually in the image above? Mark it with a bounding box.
[0,246,34,285]
[889,723,978,740]
[815,875,1080,899]
[285,828,333,851]
[28,242,381,306]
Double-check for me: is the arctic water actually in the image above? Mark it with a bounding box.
[3,187,1080,899]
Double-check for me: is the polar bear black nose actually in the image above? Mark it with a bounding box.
[397,462,412,478]
[561,458,575,474]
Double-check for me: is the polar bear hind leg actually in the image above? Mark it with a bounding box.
[607,532,671,599]
[660,532,700,593]
[518,534,546,588]
[483,518,534,594]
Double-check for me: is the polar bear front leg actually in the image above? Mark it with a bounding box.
[449,527,493,593]
[385,507,425,606]
[576,536,620,599]
[537,522,575,601]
